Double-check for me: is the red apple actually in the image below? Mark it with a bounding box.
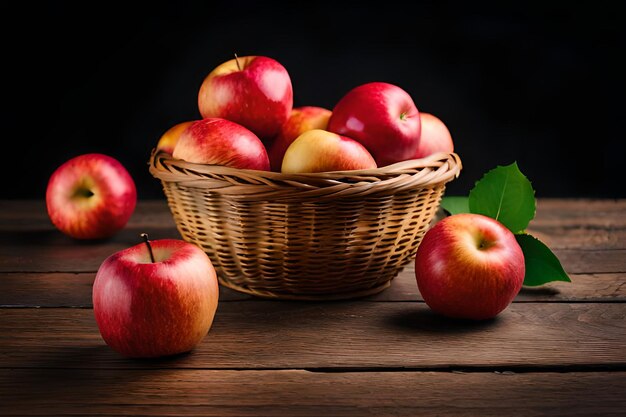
[328,82,421,167]
[411,113,454,159]
[197,55,293,139]
[415,213,525,320]
[172,118,270,171]
[46,153,137,240]
[268,106,332,171]
[93,235,219,358]
[156,120,195,154]
[281,129,377,173]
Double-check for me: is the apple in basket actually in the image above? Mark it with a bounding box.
[197,55,293,140]
[414,213,525,320]
[411,112,454,159]
[328,82,421,167]
[281,129,377,173]
[268,106,333,172]
[156,120,195,154]
[46,153,137,239]
[93,234,219,358]
[173,117,270,171]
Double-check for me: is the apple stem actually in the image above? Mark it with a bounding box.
[234,53,241,71]
[140,233,156,263]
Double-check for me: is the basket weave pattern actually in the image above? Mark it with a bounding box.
[149,151,461,300]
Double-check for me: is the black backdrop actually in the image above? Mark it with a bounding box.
[3,2,624,199]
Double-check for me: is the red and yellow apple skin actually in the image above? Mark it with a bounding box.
[281,129,377,174]
[415,213,525,320]
[93,239,219,358]
[268,106,332,172]
[412,113,454,159]
[45,153,137,240]
[156,121,195,154]
[328,82,421,167]
[172,118,270,171]
[198,55,293,140]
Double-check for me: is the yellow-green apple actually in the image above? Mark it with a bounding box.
[268,106,332,171]
[172,118,270,171]
[156,120,195,154]
[415,213,525,320]
[411,112,454,159]
[281,129,377,173]
[46,153,137,240]
[197,55,293,140]
[93,235,219,358]
[328,82,421,167]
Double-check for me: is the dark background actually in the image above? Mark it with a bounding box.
[3,1,624,199]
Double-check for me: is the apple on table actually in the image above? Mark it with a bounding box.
[197,55,293,141]
[173,117,270,171]
[93,234,219,358]
[328,82,421,167]
[281,129,377,174]
[414,213,525,320]
[46,153,137,240]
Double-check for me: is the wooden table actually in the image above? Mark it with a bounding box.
[1,199,625,416]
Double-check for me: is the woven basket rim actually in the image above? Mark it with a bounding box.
[148,149,462,193]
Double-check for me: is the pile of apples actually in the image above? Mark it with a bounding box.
[157,55,454,174]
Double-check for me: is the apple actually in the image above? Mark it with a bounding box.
[172,117,270,171]
[156,120,195,154]
[197,55,293,140]
[411,112,454,159]
[268,106,332,171]
[328,82,421,167]
[93,235,219,358]
[281,129,377,173]
[414,213,525,320]
[46,153,137,240]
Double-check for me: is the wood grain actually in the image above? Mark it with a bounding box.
[0,200,176,231]
[1,303,624,370]
[1,271,624,307]
[2,238,623,273]
[1,369,624,416]
[0,273,251,307]
[1,199,625,416]
[3,199,623,227]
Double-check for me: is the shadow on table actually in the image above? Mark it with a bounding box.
[518,286,560,297]
[6,344,193,410]
[385,305,499,334]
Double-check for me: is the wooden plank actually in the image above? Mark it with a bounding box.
[1,303,624,370]
[2,234,623,273]
[3,200,626,249]
[533,199,626,227]
[0,200,176,231]
[0,273,250,307]
[0,228,180,273]
[526,226,626,250]
[403,248,626,275]
[3,198,624,225]
[368,270,626,302]
[1,271,624,307]
[1,369,624,416]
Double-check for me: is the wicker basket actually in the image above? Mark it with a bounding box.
[149,149,461,300]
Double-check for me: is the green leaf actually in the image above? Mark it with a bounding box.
[469,162,536,233]
[440,196,470,215]
[516,233,571,286]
